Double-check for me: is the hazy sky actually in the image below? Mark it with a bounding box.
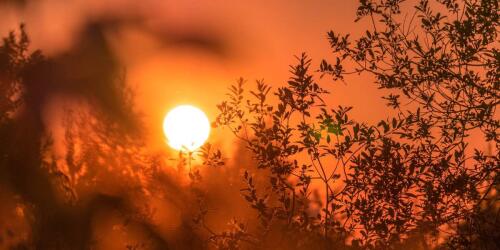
[0,0,404,152]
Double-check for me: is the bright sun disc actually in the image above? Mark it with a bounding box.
[163,105,210,151]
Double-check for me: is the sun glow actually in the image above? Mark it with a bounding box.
[163,105,210,151]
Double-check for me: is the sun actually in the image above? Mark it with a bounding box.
[163,105,210,151]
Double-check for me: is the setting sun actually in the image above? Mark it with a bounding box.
[163,105,210,151]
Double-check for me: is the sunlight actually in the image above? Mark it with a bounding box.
[163,105,210,151]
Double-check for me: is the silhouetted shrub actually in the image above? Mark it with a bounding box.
[211,0,498,249]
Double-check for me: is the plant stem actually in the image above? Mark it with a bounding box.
[325,180,329,246]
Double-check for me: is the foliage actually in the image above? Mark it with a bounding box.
[0,25,191,249]
[211,0,499,249]
[0,24,36,125]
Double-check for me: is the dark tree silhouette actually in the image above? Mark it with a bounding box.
[212,0,498,249]
[0,25,206,249]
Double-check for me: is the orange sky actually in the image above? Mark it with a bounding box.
[0,0,388,153]
[0,0,489,155]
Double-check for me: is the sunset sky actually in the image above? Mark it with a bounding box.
[0,0,396,154]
